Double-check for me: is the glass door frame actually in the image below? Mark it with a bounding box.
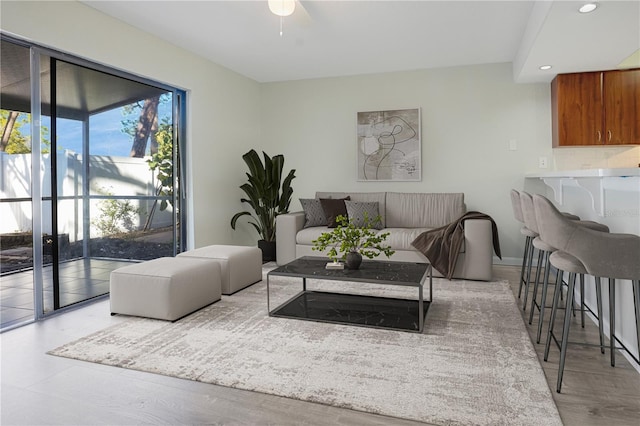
[2,33,188,322]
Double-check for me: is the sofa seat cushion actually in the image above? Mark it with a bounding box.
[296,227,465,253]
[297,226,333,245]
[382,228,431,251]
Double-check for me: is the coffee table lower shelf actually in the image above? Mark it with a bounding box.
[270,290,430,333]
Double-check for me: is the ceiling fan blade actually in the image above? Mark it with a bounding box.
[294,0,314,27]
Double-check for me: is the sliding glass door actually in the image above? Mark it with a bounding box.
[0,40,35,327]
[1,36,187,327]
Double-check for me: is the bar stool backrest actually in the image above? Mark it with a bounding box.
[534,194,640,280]
[510,189,525,223]
[532,195,578,252]
[520,192,539,234]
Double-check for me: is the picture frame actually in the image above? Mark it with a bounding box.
[356,108,421,182]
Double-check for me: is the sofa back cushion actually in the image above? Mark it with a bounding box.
[385,192,465,228]
[316,192,386,227]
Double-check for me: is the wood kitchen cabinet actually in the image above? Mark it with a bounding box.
[551,68,640,146]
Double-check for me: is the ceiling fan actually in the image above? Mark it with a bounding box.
[267,0,313,36]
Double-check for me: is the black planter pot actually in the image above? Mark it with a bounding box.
[258,240,276,262]
[345,252,363,270]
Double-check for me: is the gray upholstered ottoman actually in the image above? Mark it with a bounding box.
[110,257,221,321]
[178,245,262,295]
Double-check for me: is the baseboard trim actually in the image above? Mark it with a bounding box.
[493,256,530,267]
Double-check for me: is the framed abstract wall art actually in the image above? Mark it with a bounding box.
[356,108,421,181]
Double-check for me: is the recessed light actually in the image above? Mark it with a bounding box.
[579,3,598,13]
[539,65,552,70]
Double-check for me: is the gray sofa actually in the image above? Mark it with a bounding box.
[276,191,495,281]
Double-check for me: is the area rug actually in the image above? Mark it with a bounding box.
[49,269,562,425]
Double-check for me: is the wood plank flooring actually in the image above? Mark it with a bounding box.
[494,265,640,425]
[1,265,638,425]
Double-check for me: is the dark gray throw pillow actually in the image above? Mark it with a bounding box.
[320,197,351,228]
[345,200,383,229]
[299,198,327,228]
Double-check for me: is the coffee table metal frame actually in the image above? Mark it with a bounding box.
[267,256,433,333]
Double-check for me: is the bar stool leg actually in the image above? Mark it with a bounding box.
[536,252,552,344]
[518,236,531,299]
[595,277,605,354]
[634,280,640,361]
[523,242,536,311]
[580,274,585,328]
[559,268,565,303]
[571,283,576,318]
[529,249,546,325]
[545,269,564,362]
[609,278,616,367]
[557,272,576,393]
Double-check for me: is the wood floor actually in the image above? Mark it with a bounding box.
[496,265,640,425]
[1,265,639,425]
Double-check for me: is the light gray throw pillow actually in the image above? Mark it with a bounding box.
[345,200,383,229]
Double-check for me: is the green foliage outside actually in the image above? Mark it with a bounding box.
[92,187,141,237]
[312,214,395,263]
[121,96,175,228]
[0,110,51,154]
[146,118,174,211]
[2,97,175,234]
[120,93,171,138]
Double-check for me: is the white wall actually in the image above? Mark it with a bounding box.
[0,152,172,238]
[1,0,262,249]
[260,63,553,260]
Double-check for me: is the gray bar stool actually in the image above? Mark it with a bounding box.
[534,194,640,393]
[519,192,566,323]
[519,191,547,312]
[522,192,609,343]
[510,189,534,302]
[514,189,580,312]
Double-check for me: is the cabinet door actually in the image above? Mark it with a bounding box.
[603,69,640,145]
[552,72,602,146]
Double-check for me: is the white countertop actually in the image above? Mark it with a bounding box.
[525,168,639,217]
[526,167,640,178]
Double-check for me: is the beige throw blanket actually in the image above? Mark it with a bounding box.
[411,211,501,280]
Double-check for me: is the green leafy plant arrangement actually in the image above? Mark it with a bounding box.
[231,149,296,242]
[312,214,395,262]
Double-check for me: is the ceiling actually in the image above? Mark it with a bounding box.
[81,0,640,84]
[1,40,168,118]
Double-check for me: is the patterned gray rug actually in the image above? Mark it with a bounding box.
[49,269,561,425]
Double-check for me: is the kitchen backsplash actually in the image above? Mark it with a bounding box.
[553,146,640,170]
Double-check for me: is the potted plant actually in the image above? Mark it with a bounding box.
[312,214,395,269]
[231,149,296,261]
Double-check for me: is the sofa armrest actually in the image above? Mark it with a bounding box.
[276,212,305,265]
[459,218,494,281]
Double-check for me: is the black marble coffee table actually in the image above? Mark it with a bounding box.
[267,256,432,333]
